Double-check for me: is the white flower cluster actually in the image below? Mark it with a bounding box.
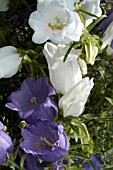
[28,0,102,117]
[2,0,109,118]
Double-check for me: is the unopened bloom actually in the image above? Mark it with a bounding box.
[101,21,113,55]
[85,42,98,65]
[29,0,83,44]
[43,42,82,94]
[0,46,21,78]
[0,121,13,164]
[6,76,58,120]
[0,0,9,11]
[59,77,94,117]
[21,119,69,162]
[78,57,87,75]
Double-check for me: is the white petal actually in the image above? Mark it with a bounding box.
[0,46,21,78]
[59,78,94,117]
[43,42,82,94]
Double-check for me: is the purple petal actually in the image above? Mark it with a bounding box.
[6,76,56,119]
[97,7,113,33]
[21,119,69,162]
[25,97,58,124]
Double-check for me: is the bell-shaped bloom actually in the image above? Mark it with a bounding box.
[21,119,70,162]
[59,77,94,117]
[0,0,9,11]
[0,46,21,78]
[79,0,102,26]
[0,121,13,164]
[6,76,58,120]
[66,0,102,26]
[101,21,113,55]
[29,0,84,44]
[82,154,103,170]
[43,42,82,94]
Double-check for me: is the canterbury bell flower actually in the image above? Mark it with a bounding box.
[66,0,102,26]
[0,0,10,11]
[29,0,84,44]
[21,119,69,162]
[59,77,94,117]
[0,46,21,78]
[43,42,82,94]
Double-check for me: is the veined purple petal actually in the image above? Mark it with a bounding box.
[0,126,13,164]
[25,97,58,124]
[21,119,69,162]
[6,76,57,119]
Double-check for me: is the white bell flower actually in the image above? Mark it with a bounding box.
[0,0,10,12]
[29,0,84,44]
[66,0,102,26]
[43,42,82,94]
[0,46,21,78]
[59,77,94,117]
[101,21,113,56]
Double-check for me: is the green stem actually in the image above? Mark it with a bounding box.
[63,42,80,62]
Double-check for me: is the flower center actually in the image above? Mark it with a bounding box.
[48,16,65,31]
[41,137,54,149]
[30,97,39,106]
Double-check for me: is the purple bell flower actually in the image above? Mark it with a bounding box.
[21,119,70,162]
[0,121,13,164]
[6,76,58,121]
[82,154,103,170]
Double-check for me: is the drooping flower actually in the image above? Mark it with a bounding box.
[59,77,94,117]
[82,154,103,170]
[0,46,21,78]
[43,42,82,94]
[0,121,13,164]
[0,0,10,11]
[6,76,58,120]
[21,119,70,162]
[66,0,102,26]
[29,0,84,44]
[101,21,113,55]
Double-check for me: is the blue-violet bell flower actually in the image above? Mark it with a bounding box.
[21,119,70,162]
[82,154,103,170]
[0,121,13,164]
[6,76,58,121]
